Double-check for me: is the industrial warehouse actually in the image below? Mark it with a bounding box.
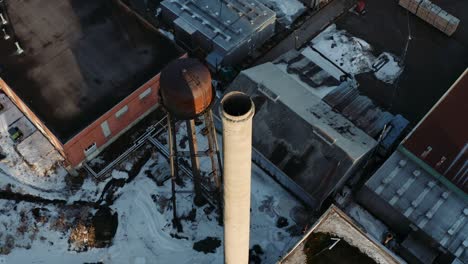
[0,0,183,167]
[0,0,467,264]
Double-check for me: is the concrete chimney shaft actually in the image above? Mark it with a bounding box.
[220,91,255,264]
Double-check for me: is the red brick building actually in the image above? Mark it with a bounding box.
[0,0,183,167]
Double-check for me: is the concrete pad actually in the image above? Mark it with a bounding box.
[17,131,65,175]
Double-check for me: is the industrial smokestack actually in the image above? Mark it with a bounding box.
[220,91,255,264]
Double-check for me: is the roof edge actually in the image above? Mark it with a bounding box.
[279,205,404,263]
[398,145,468,201]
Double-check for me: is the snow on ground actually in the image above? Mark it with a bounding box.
[0,129,67,197]
[0,199,98,263]
[311,24,403,84]
[2,116,310,263]
[258,0,305,27]
[0,94,68,200]
[3,153,308,264]
[67,170,128,204]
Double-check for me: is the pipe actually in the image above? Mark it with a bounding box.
[220,91,255,264]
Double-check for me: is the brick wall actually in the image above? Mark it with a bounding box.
[63,74,161,166]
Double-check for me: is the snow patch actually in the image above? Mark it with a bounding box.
[373,53,403,84]
[111,170,129,180]
[158,28,175,41]
[311,24,403,84]
[258,0,305,26]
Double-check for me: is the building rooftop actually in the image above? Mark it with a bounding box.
[242,62,376,161]
[223,62,377,206]
[0,0,182,142]
[402,70,468,193]
[280,205,402,264]
[364,150,468,263]
[274,49,409,140]
[335,0,468,123]
[0,93,67,178]
[160,0,276,53]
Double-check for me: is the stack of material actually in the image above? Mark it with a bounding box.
[399,0,422,13]
[398,0,459,36]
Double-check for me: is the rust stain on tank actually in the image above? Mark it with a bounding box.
[160,58,213,120]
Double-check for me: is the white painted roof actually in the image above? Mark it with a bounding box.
[242,62,376,161]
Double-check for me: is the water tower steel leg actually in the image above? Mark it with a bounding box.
[207,111,223,183]
[186,119,203,205]
[168,114,182,232]
[204,111,224,221]
[204,112,220,189]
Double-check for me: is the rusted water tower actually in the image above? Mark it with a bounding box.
[160,58,222,231]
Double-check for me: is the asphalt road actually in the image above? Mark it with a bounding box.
[255,0,354,65]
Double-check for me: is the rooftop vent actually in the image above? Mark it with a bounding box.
[0,14,7,25]
[2,28,10,40]
[15,42,24,55]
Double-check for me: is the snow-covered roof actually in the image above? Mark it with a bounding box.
[257,0,305,27]
[280,205,403,264]
[273,45,408,139]
[242,62,376,161]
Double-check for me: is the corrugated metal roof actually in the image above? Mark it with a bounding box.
[365,150,468,263]
[274,49,409,141]
[324,86,396,138]
[161,0,275,52]
[402,70,468,194]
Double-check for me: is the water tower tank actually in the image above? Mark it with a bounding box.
[160,58,213,120]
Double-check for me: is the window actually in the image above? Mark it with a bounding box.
[139,88,152,100]
[84,142,97,156]
[115,105,128,119]
[101,121,111,138]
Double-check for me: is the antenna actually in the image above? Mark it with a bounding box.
[2,27,9,40]
[15,41,24,55]
[0,13,7,25]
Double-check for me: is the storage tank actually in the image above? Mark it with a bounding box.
[160,58,214,120]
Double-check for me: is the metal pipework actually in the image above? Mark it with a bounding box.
[220,91,255,264]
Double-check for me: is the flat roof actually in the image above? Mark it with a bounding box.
[274,49,408,139]
[402,70,468,193]
[161,0,276,52]
[335,0,468,123]
[280,205,402,264]
[0,0,182,142]
[242,62,376,161]
[365,150,468,263]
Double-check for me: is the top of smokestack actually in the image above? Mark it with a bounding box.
[160,58,214,120]
[220,91,255,122]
